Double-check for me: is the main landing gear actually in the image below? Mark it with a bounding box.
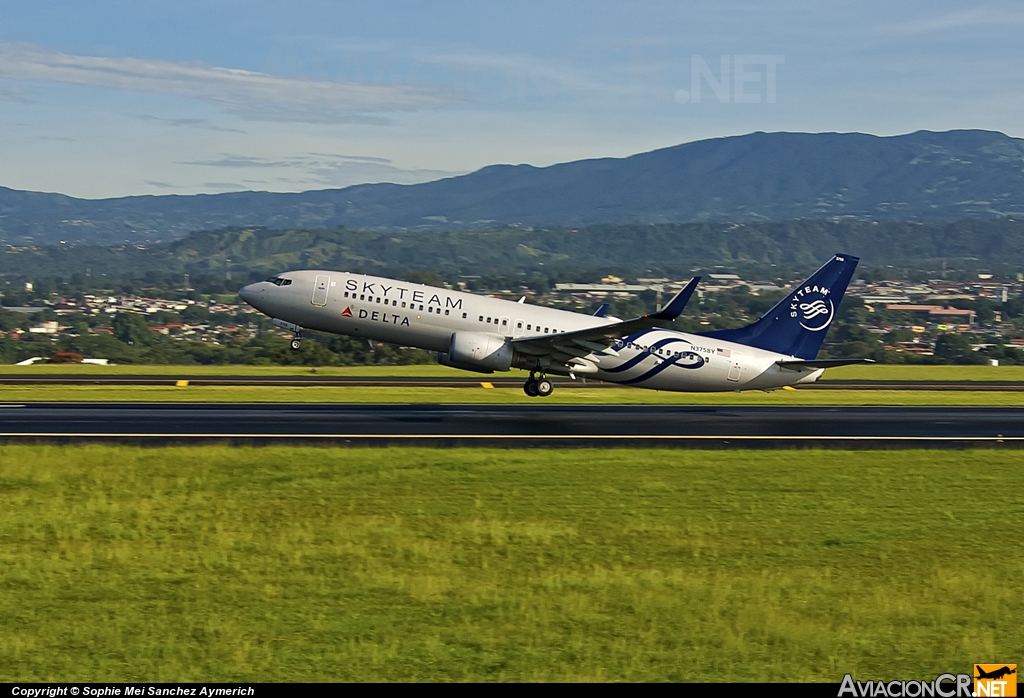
[523,372,554,398]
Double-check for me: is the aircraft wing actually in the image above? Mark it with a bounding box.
[511,277,700,363]
[776,358,875,370]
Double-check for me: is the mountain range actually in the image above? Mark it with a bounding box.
[2,129,1024,246]
[6,220,1024,285]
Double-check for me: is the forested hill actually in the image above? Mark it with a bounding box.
[4,219,1024,288]
[3,129,1024,245]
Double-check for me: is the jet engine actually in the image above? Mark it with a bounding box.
[436,331,514,373]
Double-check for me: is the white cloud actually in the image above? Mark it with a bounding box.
[0,42,468,123]
[878,8,1024,35]
[0,82,33,102]
[131,113,247,133]
[181,151,463,188]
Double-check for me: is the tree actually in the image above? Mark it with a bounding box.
[403,271,447,288]
[934,333,983,364]
[112,312,151,346]
[180,305,210,324]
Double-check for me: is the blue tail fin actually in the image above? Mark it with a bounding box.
[697,254,859,359]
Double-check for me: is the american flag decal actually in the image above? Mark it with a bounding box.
[717,348,731,357]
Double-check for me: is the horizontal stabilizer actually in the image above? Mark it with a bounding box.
[776,358,875,371]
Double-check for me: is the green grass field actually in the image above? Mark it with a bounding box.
[3,362,1024,381]
[0,446,1020,682]
[1,384,1024,405]
[821,364,1024,381]
[0,363,464,377]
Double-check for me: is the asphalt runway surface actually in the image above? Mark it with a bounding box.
[1,403,1022,447]
[2,375,1024,390]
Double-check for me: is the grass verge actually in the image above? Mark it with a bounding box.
[0,446,1021,682]
[0,363,462,377]
[3,363,1024,382]
[2,385,1024,405]
[821,364,1024,381]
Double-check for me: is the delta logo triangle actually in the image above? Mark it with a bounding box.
[341,306,353,317]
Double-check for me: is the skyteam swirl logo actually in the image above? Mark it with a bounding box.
[789,284,834,331]
[675,350,706,369]
[608,334,705,384]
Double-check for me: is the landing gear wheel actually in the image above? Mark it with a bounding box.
[535,378,554,397]
[523,380,539,397]
[290,338,302,351]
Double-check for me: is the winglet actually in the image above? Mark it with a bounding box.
[592,303,609,318]
[648,277,700,322]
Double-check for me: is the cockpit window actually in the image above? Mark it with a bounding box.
[265,277,293,286]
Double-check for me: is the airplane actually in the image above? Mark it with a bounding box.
[975,666,1016,681]
[238,253,872,397]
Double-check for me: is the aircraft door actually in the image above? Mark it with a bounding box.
[512,318,525,337]
[499,316,511,336]
[311,275,330,306]
[727,353,743,382]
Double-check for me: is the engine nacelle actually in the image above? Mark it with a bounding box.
[437,353,494,374]
[440,331,514,372]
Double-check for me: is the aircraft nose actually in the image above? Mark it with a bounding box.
[238,283,264,305]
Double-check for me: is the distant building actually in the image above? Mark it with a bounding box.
[886,304,976,326]
[27,321,61,334]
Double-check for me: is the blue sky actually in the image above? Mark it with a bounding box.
[1,0,1022,198]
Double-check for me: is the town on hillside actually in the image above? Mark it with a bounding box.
[2,268,1022,367]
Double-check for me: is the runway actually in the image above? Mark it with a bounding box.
[1,375,1023,390]
[1,403,1022,447]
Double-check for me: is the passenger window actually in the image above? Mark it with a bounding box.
[462,312,467,319]
[527,324,531,330]
[516,322,522,328]
[402,302,406,308]
[479,316,484,321]
[501,319,507,325]
[445,310,450,315]
[544,327,549,333]
[486,317,491,323]
[360,294,365,301]
[419,305,424,311]
[377,297,381,303]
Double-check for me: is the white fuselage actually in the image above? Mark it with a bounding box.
[240,270,824,392]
